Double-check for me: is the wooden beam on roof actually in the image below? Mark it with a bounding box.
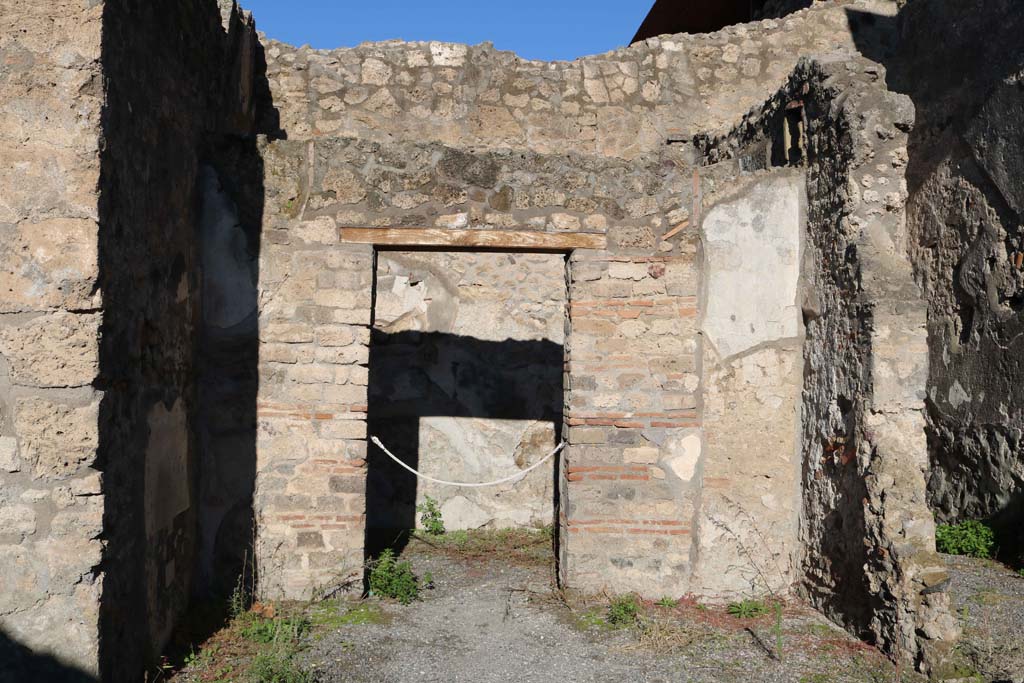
[338,227,606,252]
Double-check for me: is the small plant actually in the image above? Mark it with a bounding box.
[655,596,677,608]
[368,549,423,604]
[1017,568,1024,579]
[772,600,785,662]
[230,575,251,619]
[936,520,996,558]
[416,496,445,535]
[726,598,769,619]
[240,614,310,644]
[606,595,640,627]
[248,648,314,683]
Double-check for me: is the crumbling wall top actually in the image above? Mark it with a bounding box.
[261,0,896,158]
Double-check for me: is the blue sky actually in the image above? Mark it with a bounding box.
[242,0,654,62]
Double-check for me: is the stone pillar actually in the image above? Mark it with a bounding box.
[255,224,373,599]
[561,245,701,597]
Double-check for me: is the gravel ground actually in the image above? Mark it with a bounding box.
[945,554,1024,683]
[300,544,911,683]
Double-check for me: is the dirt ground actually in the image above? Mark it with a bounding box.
[944,554,1024,683]
[169,530,933,683]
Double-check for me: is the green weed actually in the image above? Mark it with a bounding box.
[248,647,313,683]
[936,520,995,558]
[607,595,640,628]
[310,601,387,627]
[726,598,769,619]
[655,596,677,608]
[240,615,310,644]
[368,549,424,604]
[416,496,445,535]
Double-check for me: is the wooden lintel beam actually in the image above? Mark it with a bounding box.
[338,227,606,251]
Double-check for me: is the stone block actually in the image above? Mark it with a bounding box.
[319,419,367,440]
[0,437,20,473]
[14,396,99,480]
[623,447,660,464]
[0,312,99,388]
[0,218,99,313]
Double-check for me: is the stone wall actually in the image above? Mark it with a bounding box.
[1,0,264,678]
[897,0,1024,562]
[252,130,704,597]
[698,44,959,671]
[368,252,565,534]
[261,0,892,157]
[250,0,909,604]
[96,0,263,677]
[0,0,105,677]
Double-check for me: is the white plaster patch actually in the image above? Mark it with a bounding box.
[701,176,802,359]
[440,495,490,530]
[664,433,701,482]
[430,42,467,67]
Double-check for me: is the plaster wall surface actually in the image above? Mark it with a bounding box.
[693,173,805,599]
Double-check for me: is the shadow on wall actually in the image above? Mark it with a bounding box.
[365,331,563,557]
[96,0,282,678]
[846,2,1024,563]
[0,629,96,683]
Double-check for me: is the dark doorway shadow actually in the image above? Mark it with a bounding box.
[365,331,564,560]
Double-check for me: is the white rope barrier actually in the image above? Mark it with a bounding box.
[371,436,565,488]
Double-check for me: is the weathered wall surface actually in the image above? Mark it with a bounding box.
[261,0,892,157]
[252,0,906,602]
[97,0,262,678]
[691,172,805,599]
[0,1,105,677]
[699,47,959,671]
[897,0,1024,560]
[253,129,703,597]
[368,252,564,533]
[564,245,700,596]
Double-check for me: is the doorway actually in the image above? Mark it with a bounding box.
[364,249,567,562]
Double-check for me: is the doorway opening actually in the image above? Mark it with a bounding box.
[364,249,568,570]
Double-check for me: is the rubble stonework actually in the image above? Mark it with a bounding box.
[1,0,1019,679]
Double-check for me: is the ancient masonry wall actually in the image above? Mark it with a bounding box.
[898,0,1024,561]
[699,52,959,673]
[96,1,262,676]
[0,0,105,675]
[368,252,565,533]
[253,0,887,601]
[1,0,263,678]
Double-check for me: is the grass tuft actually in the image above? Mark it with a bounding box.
[726,598,769,619]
